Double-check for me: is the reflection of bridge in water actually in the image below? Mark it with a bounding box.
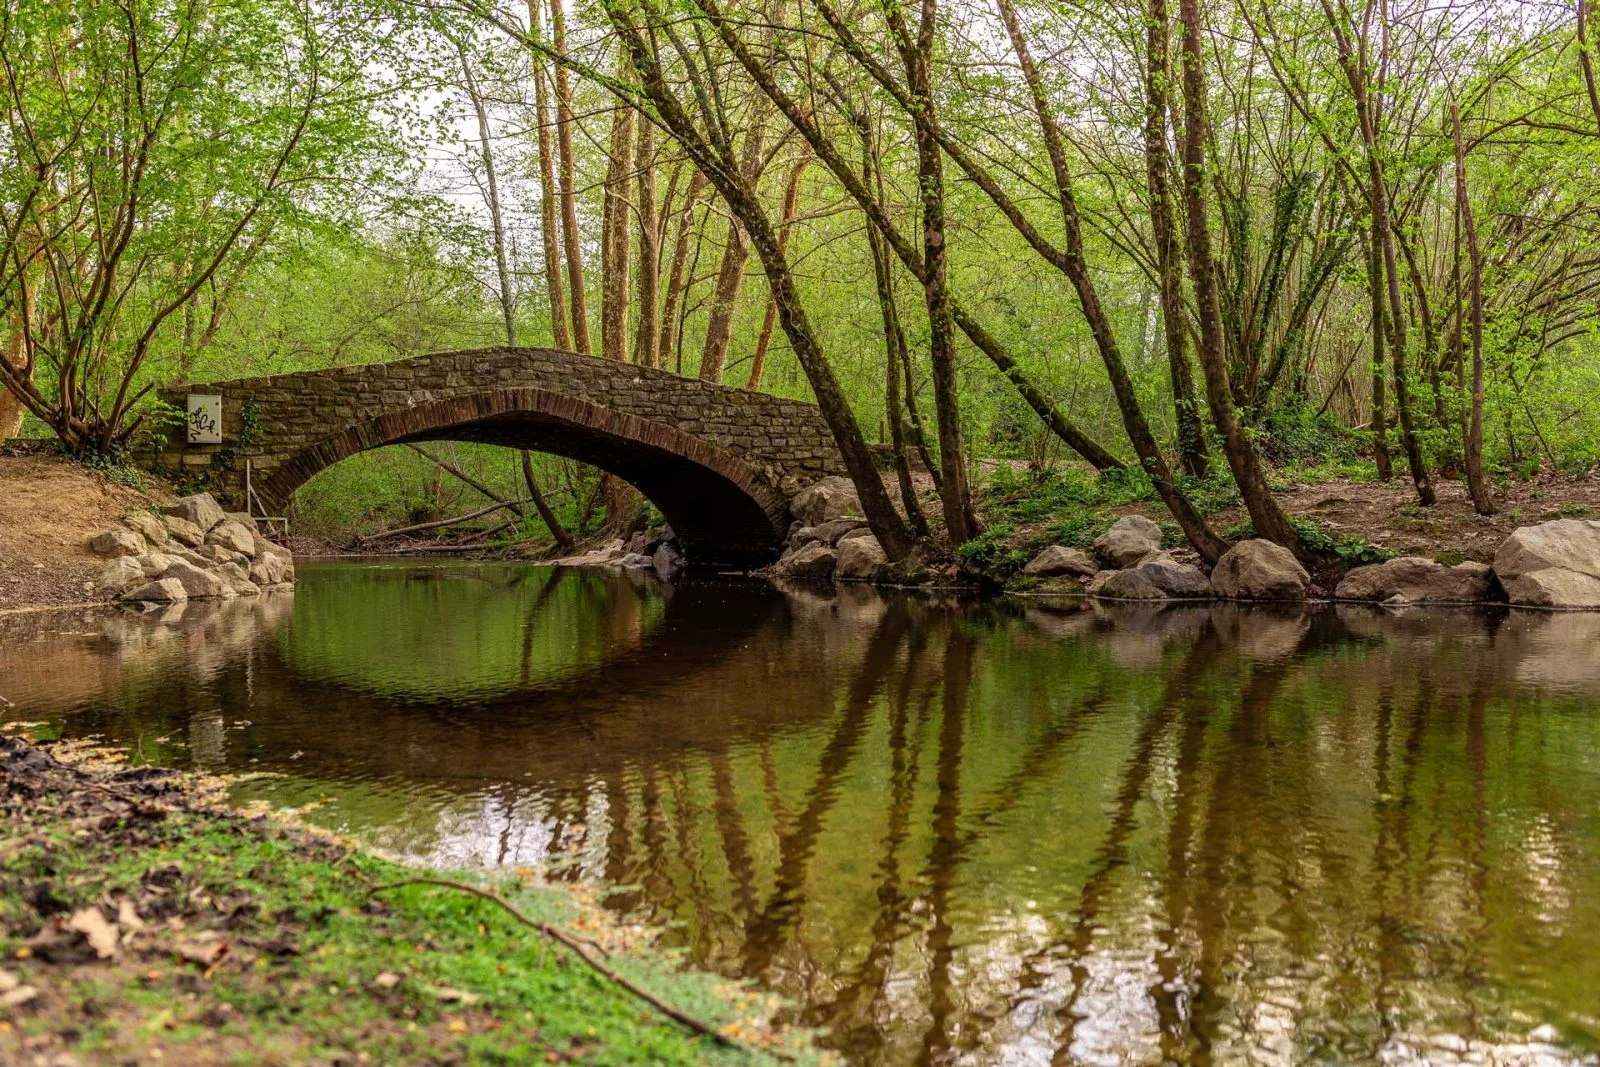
[8,575,1600,1066]
[144,347,848,565]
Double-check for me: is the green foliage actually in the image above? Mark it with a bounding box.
[1226,515,1396,566]
[956,523,1028,581]
[1560,502,1592,518]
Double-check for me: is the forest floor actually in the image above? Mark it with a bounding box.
[0,734,823,1067]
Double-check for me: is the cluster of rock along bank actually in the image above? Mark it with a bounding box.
[86,492,296,604]
[1019,513,1600,610]
[548,525,683,579]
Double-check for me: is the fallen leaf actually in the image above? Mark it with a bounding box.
[373,971,401,990]
[0,970,16,993]
[68,907,119,959]
[427,985,479,1005]
[116,898,144,933]
[448,1020,467,1034]
[175,939,230,968]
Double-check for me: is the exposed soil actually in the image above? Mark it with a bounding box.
[0,456,173,614]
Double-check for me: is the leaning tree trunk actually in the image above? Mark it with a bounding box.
[660,170,708,375]
[633,120,661,368]
[551,0,591,354]
[698,122,766,384]
[747,149,811,391]
[1144,0,1210,479]
[1453,102,1494,515]
[1178,0,1306,559]
[526,0,569,350]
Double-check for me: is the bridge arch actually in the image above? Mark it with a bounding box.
[257,388,791,566]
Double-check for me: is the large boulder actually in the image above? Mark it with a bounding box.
[1090,567,1167,600]
[1335,556,1493,603]
[162,515,206,548]
[812,517,870,546]
[205,518,259,558]
[122,578,188,604]
[215,562,262,597]
[652,542,683,579]
[1022,545,1098,579]
[194,543,248,566]
[96,556,146,595]
[1093,515,1164,568]
[249,554,288,587]
[1494,519,1600,609]
[1131,553,1213,598]
[790,476,861,527]
[154,559,235,600]
[121,510,169,548]
[89,528,144,559]
[835,536,887,581]
[161,492,226,534]
[137,552,185,578]
[1210,539,1310,601]
[781,541,838,579]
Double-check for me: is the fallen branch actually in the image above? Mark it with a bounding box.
[355,499,534,543]
[370,878,757,1054]
[405,443,524,517]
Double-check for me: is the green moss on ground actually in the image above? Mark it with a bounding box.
[0,740,823,1066]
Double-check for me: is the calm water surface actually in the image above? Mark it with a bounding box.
[4,561,1600,1065]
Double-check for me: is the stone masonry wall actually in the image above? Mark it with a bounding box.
[146,347,845,513]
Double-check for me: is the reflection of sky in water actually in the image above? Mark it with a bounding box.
[5,565,1600,1065]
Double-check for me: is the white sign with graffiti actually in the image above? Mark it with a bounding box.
[186,394,222,444]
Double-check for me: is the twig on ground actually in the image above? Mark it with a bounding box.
[369,877,762,1055]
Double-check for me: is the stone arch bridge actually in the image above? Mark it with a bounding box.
[148,347,845,566]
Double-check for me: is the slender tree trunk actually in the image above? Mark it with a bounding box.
[1144,0,1210,479]
[633,120,660,367]
[1453,102,1494,515]
[894,0,978,544]
[458,43,518,347]
[551,0,591,353]
[526,0,569,350]
[1580,0,1600,133]
[869,210,930,538]
[0,307,28,441]
[1367,228,1393,478]
[698,122,767,383]
[661,170,708,376]
[523,451,574,550]
[1178,0,1305,558]
[747,149,811,391]
[609,10,913,560]
[600,88,635,362]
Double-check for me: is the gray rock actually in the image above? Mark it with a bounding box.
[625,530,649,555]
[121,510,169,547]
[788,526,822,550]
[652,542,683,579]
[1132,553,1213,598]
[155,559,235,599]
[206,518,259,558]
[812,517,870,546]
[193,543,248,565]
[782,541,838,578]
[138,552,184,578]
[1022,545,1098,578]
[1334,556,1493,603]
[89,528,144,559]
[162,515,206,548]
[161,492,226,534]
[224,512,258,532]
[1092,567,1168,600]
[1084,569,1119,596]
[215,562,261,597]
[836,526,877,545]
[1210,539,1311,601]
[122,578,188,603]
[618,552,654,569]
[1093,515,1164,568]
[1494,519,1600,609]
[790,476,861,527]
[249,555,287,586]
[835,536,887,581]
[97,556,146,595]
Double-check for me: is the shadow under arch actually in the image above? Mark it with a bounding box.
[258,388,791,566]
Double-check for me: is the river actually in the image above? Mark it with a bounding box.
[3,561,1599,1065]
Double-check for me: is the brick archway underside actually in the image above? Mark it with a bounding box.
[259,389,791,567]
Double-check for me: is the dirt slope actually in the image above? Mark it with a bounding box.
[0,456,173,613]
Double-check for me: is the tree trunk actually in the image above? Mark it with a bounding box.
[1143,0,1210,479]
[1453,102,1494,515]
[895,0,978,544]
[610,11,913,560]
[523,451,574,550]
[660,170,708,376]
[633,120,660,367]
[0,310,28,442]
[458,43,518,348]
[551,0,591,354]
[869,209,930,538]
[1366,228,1393,478]
[526,0,569,350]
[747,149,811,391]
[1178,0,1305,559]
[600,87,635,363]
[1580,0,1600,133]
[698,123,766,383]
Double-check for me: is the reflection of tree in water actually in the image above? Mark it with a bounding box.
[8,576,1600,1065]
